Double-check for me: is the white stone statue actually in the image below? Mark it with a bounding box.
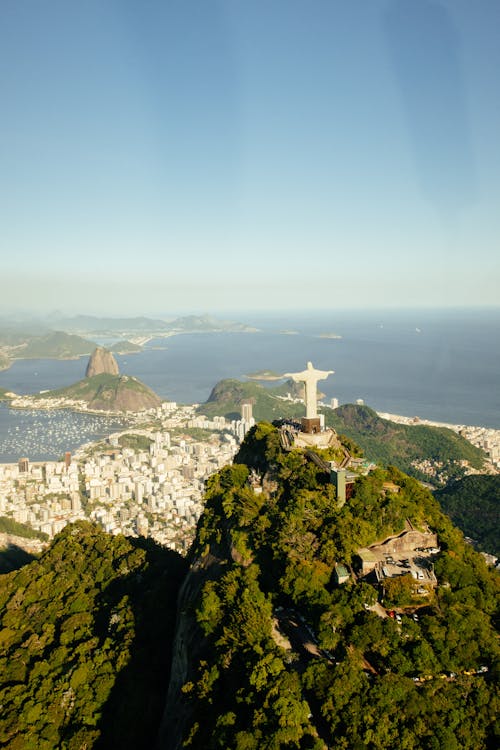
[283,361,334,418]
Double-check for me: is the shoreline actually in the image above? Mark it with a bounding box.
[2,396,499,433]
[376,410,499,434]
[1,395,500,470]
[377,411,465,432]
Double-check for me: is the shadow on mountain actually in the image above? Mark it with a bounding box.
[94,538,188,750]
[0,543,36,573]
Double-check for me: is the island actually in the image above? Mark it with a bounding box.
[245,370,284,381]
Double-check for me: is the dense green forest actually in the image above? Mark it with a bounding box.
[162,422,499,749]
[0,516,48,541]
[326,404,486,485]
[435,475,500,557]
[0,522,187,749]
[0,422,498,749]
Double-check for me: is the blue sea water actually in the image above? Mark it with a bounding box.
[0,308,499,460]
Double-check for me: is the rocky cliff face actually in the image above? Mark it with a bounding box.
[156,555,224,750]
[85,346,120,377]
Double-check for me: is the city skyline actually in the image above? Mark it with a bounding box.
[1,1,499,314]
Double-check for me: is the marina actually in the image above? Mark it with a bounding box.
[0,403,128,463]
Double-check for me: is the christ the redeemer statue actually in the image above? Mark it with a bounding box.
[283,361,334,419]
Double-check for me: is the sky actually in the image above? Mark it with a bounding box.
[1,0,499,315]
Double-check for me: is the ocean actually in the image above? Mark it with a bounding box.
[0,308,499,461]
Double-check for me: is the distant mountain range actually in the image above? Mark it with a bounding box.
[42,312,257,335]
[0,314,258,371]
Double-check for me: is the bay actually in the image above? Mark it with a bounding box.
[0,308,499,462]
[0,405,128,464]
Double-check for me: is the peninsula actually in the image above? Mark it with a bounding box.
[10,347,162,414]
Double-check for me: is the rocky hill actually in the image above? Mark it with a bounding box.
[38,372,162,412]
[200,378,305,421]
[34,347,162,412]
[85,346,120,377]
[108,340,142,354]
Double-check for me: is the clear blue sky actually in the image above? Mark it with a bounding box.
[1,0,499,314]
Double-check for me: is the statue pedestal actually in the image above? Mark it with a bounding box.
[293,428,337,449]
[301,417,321,434]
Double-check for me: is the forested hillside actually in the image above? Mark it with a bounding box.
[13,331,95,359]
[0,522,187,749]
[435,475,500,557]
[160,422,499,750]
[0,424,498,750]
[199,378,305,421]
[326,404,486,485]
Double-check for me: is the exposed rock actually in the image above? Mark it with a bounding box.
[35,357,162,413]
[85,346,119,377]
[85,375,162,412]
[156,554,224,750]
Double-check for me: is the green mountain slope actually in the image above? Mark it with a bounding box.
[15,331,95,359]
[327,404,486,484]
[199,378,304,421]
[0,522,187,750]
[0,516,48,541]
[160,423,500,750]
[108,340,143,353]
[34,373,162,412]
[435,475,500,557]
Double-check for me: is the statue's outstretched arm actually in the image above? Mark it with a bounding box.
[283,370,309,380]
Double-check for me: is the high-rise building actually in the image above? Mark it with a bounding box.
[18,457,29,473]
[136,514,149,537]
[134,481,144,504]
[241,402,253,421]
